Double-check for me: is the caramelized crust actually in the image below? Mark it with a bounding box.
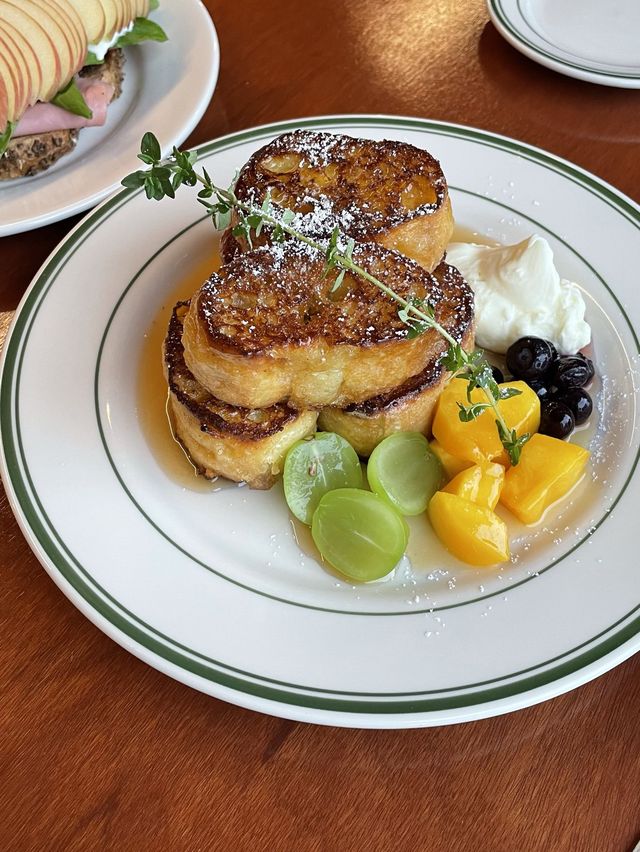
[318,263,475,456]
[182,241,453,409]
[224,129,454,271]
[165,302,317,488]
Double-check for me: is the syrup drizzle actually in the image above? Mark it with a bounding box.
[137,246,222,491]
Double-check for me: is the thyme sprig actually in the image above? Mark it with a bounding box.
[122,134,530,464]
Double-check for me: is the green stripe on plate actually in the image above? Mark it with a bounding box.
[93,184,639,615]
[2,116,640,714]
[490,0,640,80]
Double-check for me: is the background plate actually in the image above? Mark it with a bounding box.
[0,0,219,236]
[488,0,640,88]
[1,116,640,728]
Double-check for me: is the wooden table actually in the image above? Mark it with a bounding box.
[2,1,639,849]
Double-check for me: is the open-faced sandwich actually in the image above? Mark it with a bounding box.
[0,0,167,179]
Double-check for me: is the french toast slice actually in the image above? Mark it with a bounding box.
[182,241,453,411]
[318,263,475,457]
[165,302,318,489]
[223,129,454,272]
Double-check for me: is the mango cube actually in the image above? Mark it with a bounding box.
[429,439,472,480]
[429,491,510,566]
[432,378,540,467]
[443,461,505,510]
[500,433,590,525]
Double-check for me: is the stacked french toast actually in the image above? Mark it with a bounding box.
[163,130,475,488]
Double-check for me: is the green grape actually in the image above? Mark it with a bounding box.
[367,431,444,516]
[311,488,409,582]
[283,432,364,525]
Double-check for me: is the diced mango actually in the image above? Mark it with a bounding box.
[429,439,472,480]
[428,491,510,566]
[432,378,540,467]
[443,461,505,510]
[500,433,590,525]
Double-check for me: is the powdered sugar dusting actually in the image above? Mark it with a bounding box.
[234,129,449,240]
[195,240,448,353]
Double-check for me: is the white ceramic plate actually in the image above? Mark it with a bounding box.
[2,116,640,728]
[0,0,219,237]
[488,0,640,88]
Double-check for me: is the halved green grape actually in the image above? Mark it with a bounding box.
[311,488,409,582]
[284,432,364,525]
[367,431,444,516]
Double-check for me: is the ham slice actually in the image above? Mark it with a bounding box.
[13,77,114,138]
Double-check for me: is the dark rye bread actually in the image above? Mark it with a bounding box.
[182,240,453,410]
[0,49,125,181]
[0,129,79,180]
[318,262,475,456]
[223,129,454,271]
[165,302,317,489]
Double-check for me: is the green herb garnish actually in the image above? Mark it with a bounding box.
[51,79,92,119]
[122,134,531,465]
[116,17,168,47]
[0,121,15,157]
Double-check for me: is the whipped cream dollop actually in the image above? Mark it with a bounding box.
[89,22,135,62]
[446,235,591,355]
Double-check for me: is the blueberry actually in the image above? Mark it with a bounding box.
[491,365,505,384]
[527,377,552,401]
[557,387,593,425]
[575,353,595,383]
[506,337,558,381]
[553,355,594,390]
[540,400,575,439]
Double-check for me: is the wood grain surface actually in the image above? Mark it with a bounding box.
[1,1,639,849]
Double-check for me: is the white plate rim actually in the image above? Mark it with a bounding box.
[1,114,640,728]
[487,0,640,88]
[0,0,220,236]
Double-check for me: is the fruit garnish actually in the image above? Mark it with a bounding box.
[432,378,540,466]
[506,336,558,381]
[311,488,409,582]
[428,491,510,566]
[539,399,575,440]
[283,432,363,525]
[499,433,590,524]
[442,461,505,510]
[367,432,444,516]
[552,354,595,390]
[558,387,593,425]
[428,439,472,480]
[527,377,551,401]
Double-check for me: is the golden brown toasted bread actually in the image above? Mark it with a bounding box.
[318,262,475,456]
[165,302,318,489]
[182,240,454,410]
[223,129,454,271]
